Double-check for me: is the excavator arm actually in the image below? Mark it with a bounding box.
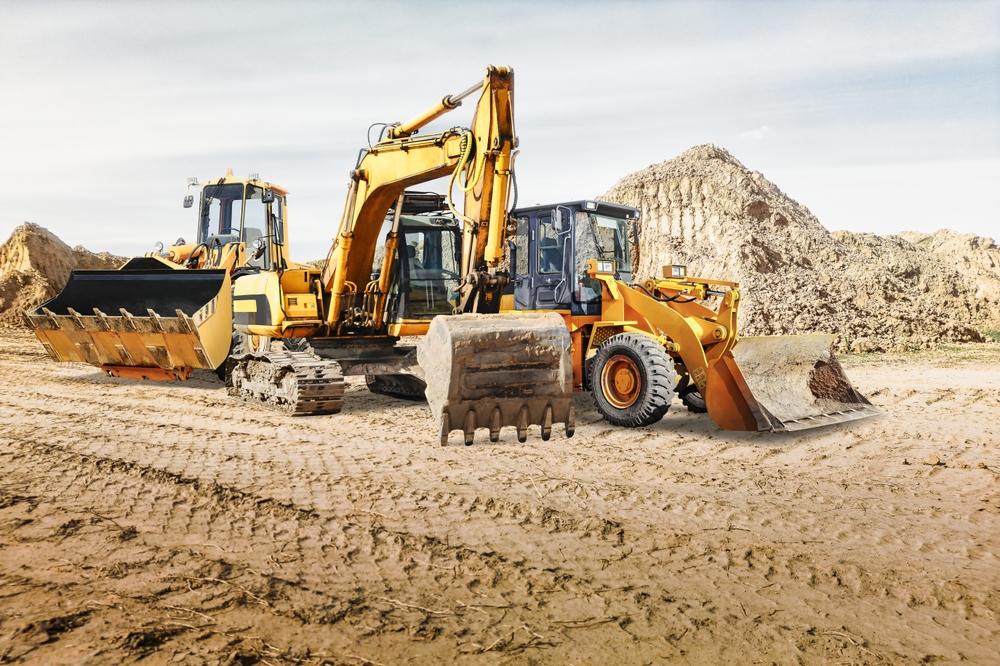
[225,65,574,443]
[319,65,516,331]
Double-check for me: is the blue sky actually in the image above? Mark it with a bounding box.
[1,0,997,257]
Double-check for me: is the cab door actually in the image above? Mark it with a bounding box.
[513,210,571,310]
[532,211,564,309]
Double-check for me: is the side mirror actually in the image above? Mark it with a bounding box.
[183,195,194,209]
[262,190,275,204]
[554,206,571,233]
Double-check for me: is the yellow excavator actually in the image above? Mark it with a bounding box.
[27,65,878,443]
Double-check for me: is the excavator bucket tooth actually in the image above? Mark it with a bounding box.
[705,334,880,432]
[24,261,232,378]
[418,313,575,445]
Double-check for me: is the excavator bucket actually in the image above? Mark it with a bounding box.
[25,258,232,380]
[704,334,879,432]
[418,312,575,445]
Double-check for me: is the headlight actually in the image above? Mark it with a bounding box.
[597,260,615,273]
[671,264,686,278]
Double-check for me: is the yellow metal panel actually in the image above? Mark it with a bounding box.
[388,320,431,337]
[284,293,318,318]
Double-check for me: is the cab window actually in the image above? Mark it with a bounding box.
[199,183,243,244]
[402,228,461,317]
[244,186,270,269]
[514,216,529,276]
[269,194,284,245]
[537,215,562,274]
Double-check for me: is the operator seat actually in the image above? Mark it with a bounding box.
[406,244,423,270]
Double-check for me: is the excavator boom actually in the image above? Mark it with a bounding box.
[225,65,576,441]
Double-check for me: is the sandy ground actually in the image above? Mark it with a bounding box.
[0,330,997,665]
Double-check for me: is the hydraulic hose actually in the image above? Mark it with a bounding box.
[446,130,479,228]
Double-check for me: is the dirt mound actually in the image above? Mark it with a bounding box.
[601,145,992,351]
[896,229,1000,331]
[0,223,124,328]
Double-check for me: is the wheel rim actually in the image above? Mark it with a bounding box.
[601,354,641,409]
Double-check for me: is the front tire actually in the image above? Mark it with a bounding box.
[591,333,676,427]
[680,387,708,413]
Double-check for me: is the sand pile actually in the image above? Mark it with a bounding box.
[0,223,123,328]
[896,229,1000,331]
[601,145,995,351]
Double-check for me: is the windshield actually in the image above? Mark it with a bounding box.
[575,212,632,271]
[199,183,244,243]
[575,211,634,303]
[402,227,461,316]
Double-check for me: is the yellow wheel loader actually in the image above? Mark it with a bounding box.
[499,201,878,432]
[26,172,294,381]
[27,64,877,443]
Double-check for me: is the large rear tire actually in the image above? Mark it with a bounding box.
[591,333,676,427]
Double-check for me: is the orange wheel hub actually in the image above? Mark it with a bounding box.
[601,354,642,409]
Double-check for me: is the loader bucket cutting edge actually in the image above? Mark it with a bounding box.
[704,334,880,432]
[25,267,232,376]
[418,313,575,445]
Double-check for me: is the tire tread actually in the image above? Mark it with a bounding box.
[591,333,676,427]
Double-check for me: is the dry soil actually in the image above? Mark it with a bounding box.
[0,224,123,329]
[602,145,1000,352]
[1,330,997,664]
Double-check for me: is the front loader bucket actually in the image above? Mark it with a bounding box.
[704,334,879,432]
[26,261,232,379]
[418,313,575,445]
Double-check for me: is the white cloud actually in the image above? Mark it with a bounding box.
[769,159,1000,239]
[1,1,998,255]
[740,125,771,141]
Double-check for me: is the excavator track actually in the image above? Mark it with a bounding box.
[227,350,345,416]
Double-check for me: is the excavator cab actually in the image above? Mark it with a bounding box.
[378,213,463,322]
